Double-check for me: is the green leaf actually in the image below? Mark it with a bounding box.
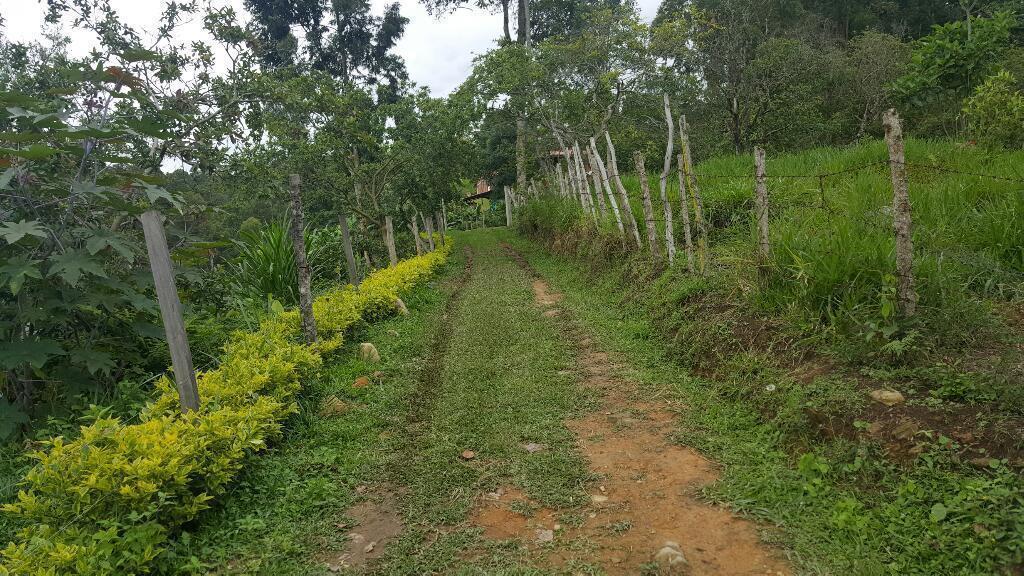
[0,144,60,159]
[0,219,47,244]
[0,167,15,190]
[121,48,162,62]
[85,229,136,262]
[47,250,108,286]
[68,346,115,375]
[930,502,948,522]
[0,256,43,294]
[140,181,183,211]
[0,400,29,440]
[0,339,64,370]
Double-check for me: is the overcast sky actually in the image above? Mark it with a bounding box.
[1,0,659,96]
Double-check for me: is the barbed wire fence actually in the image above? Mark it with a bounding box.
[515,109,1024,319]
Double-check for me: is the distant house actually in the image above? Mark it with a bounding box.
[465,179,492,202]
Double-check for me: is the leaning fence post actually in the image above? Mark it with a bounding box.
[882,109,917,317]
[338,211,360,285]
[679,115,709,274]
[675,153,695,273]
[590,137,626,240]
[384,214,398,266]
[660,94,677,265]
[140,210,200,413]
[753,146,771,267]
[288,174,318,344]
[605,131,643,249]
[633,151,661,259]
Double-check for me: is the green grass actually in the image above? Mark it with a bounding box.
[152,231,590,575]
[585,138,1024,355]
[503,227,1024,576]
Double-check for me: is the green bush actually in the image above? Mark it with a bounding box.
[0,241,452,575]
[964,70,1024,148]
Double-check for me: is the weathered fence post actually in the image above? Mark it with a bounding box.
[585,145,608,218]
[573,142,595,218]
[140,210,200,413]
[384,214,398,266]
[504,186,513,226]
[753,146,771,267]
[288,174,318,344]
[425,213,436,251]
[338,211,360,285]
[555,162,567,197]
[589,137,626,239]
[660,94,677,264]
[436,210,446,247]
[441,199,449,244]
[410,214,424,256]
[605,131,643,249]
[679,115,709,274]
[675,153,695,273]
[633,151,660,259]
[882,109,917,317]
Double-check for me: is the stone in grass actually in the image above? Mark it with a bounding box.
[353,376,371,389]
[318,395,349,417]
[870,389,905,406]
[535,528,554,543]
[359,342,381,363]
[394,297,409,315]
[654,541,688,573]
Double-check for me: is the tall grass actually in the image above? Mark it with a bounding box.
[526,138,1024,354]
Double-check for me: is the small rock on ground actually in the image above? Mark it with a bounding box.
[870,389,905,406]
[654,541,688,573]
[359,342,381,362]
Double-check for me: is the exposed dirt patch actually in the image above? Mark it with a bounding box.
[319,489,404,572]
[478,243,792,575]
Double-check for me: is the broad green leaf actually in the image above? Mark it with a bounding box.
[0,167,15,190]
[0,144,60,159]
[85,229,136,262]
[930,502,948,522]
[140,181,184,211]
[0,339,64,369]
[121,48,162,62]
[0,219,47,244]
[68,346,115,375]
[0,256,43,294]
[47,250,108,286]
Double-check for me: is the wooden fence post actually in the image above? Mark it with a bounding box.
[441,199,449,242]
[338,211,360,285]
[675,153,695,273]
[679,115,709,274]
[605,131,643,249]
[436,210,446,245]
[883,109,917,317]
[660,94,677,264]
[589,137,626,239]
[410,215,423,256]
[140,210,200,413]
[504,186,513,226]
[555,162,567,197]
[573,142,595,217]
[288,174,318,344]
[585,145,608,218]
[753,146,771,266]
[425,213,436,251]
[384,214,398,266]
[633,151,660,259]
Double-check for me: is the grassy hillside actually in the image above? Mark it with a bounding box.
[520,137,1024,462]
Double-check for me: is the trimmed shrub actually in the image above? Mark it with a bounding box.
[0,239,452,575]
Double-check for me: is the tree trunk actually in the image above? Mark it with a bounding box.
[338,211,360,285]
[516,117,527,196]
[590,137,626,239]
[633,151,660,259]
[287,174,318,344]
[753,146,771,266]
[605,131,643,248]
[659,94,677,264]
[675,153,695,273]
[501,0,512,43]
[883,109,917,317]
[140,209,199,413]
[384,214,398,266]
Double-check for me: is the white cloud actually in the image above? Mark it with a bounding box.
[1,0,660,96]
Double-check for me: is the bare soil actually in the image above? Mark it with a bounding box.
[470,246,791,575]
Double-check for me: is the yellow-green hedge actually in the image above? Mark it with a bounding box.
[0,239,452,575]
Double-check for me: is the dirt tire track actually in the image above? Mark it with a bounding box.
[475,242,792,575]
